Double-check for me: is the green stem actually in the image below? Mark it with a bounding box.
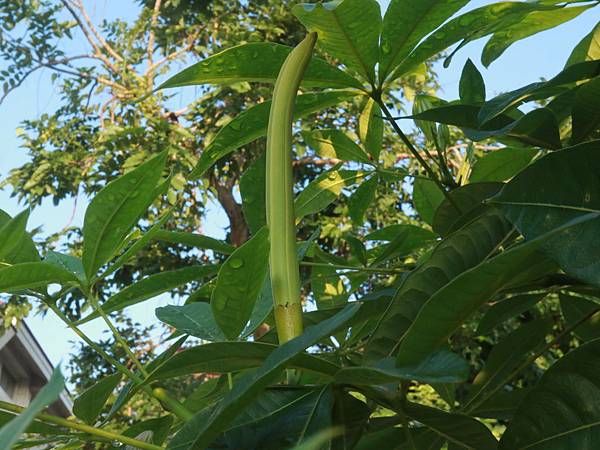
[0,400,163,450]
[152,387,193,421]
[375,96,461,211]
[299,261,404,274]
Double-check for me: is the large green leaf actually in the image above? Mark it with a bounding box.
[477,293,547,335]
[469,147,538,183]
[0,210,39,264]
[73,373,122,424]
[190,91,356,179]
[392,2,557,80]
[559,292,600,341]
[331,390,370,450]
[493,141,600,287]
[221,386,333,450]
[293,0,381,84]
[82,151,167,278]
[482,6,592,67]
[149,341,340,381]
[157,42,362,90]
[0,262,78,293]
[156,302,225,341]
[379,0,469,82]
[0,368,64,449]
[465,318,553,413]
[295,169,364,220]
[499,338,600,449]
[368,224,436,267]
[76,265,218,324]
[395,225,576,367]
[335,349,468,385]
[153,230,234,255]
[412,178,445,226]
[566,21,600,67]
[167,304,358,450]
[302,129,372,165]
[478,60,600,125]
[358,98,383,159]
[240,153,266,234]
[44,251,86,285]
[211,227,269,339]
[366,210,513,361]
[572,76,600,143]
[432,182,503,236]
[404,402,498,450]
[365,224,435,243]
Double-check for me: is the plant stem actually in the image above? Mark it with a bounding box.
[46,300,192,421]
[0,400,163,450]
[299,261,404,274]
[374,95,461,211]
[85,291,148,377]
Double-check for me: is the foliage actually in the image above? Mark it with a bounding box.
[1,0,600,448]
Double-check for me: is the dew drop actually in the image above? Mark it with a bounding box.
[230,258,244,269]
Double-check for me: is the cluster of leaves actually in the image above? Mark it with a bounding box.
[2,0,600,449]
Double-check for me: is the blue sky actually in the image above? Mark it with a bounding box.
[1,0,599,369]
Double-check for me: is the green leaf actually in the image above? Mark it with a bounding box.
[469,147,538,183]
[358,98,383,159]
[482,6,592,67]
[167,304,359,450]
[0,262,79,293]
[348,176,378,225]
[44,251,86,285]
[157,42,362,90]
[331,390,370,450]
[432,182,503,236]
[380,0,469,82]
[559,292,600,341]
[478,60,600,125]
[76,265,218,324]
[477,293,547,335]
[122,415,174,446]
[366,210,513,361]
[156,302,225,341]
[240,153,266,234]
[302,129,372,165]
[395,222,582,367]
[499,338,600,449]
[0,368,64,449]
[572,76,600,143]
[469,388,529,421]
[222,386,333,450]
[369,224,436,267]
[295,169,363,220]
[211,227,269,339]
[336,349,468,385]
[404,402,498,450]
[365,224,435,243]
[0,210,39,264]
[459,59,486,103]
[493,141,600,287]
[392,2,555,79]
[465,318,553,412]
[566,21,600,67]
[311,258,348,310]
[413,178,445,226]
[412,94,447,144]
[293,0,381,84]
[242,275,274,338]
[153,230,234,255]
[73,373,122,424]
[149,341,340,382]
[190,91,357,179]
[82,151,168,278]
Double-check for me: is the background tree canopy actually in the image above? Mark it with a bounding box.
[1,0,600,448]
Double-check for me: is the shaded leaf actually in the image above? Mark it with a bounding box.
[156,303,225,341]
[240,153,266,234]
[73,373,122,424]
[499,338,600,449]
[0,210,39,264]
[413,178,445,225]
[559,292,600,341]
[469,147,538,183]
[358,98,383,159]
[459,59,485,103]
[477,293,547,335]
[572,76,600,143]
[566,21,600,67]
[211,227,269,339]
[154,230,234,255]
[348,176,378,225]
[302,129,372,165]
